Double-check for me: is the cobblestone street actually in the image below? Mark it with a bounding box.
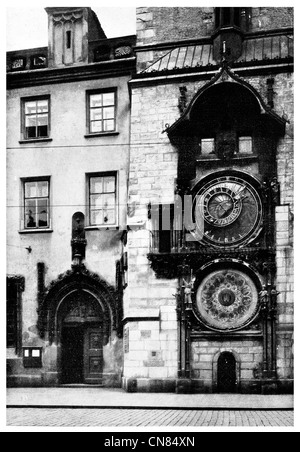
[7,408,294,428]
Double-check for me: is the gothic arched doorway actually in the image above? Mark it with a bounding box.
[38,268,123,387]
[217,352,237,393]
[58,290,105,385]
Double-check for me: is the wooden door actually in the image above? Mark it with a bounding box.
[62,326,84,384]
[83,326,103,384]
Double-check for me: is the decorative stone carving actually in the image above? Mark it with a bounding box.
[115,46,132,58]
[196,269,259,331]
[52,10,84,24]
[148,244,275,280]
[62,291,102,323]
[38,266,123,343]
[178,86,188,114]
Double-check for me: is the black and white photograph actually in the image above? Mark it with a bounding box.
[5,2,295,433]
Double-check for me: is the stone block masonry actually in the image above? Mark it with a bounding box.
[136,7,215,47]
[191,339,263,392]
[136,7,293,46]
[123,315,178,383]
[125,7,294,394]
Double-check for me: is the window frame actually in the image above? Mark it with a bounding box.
[20,176,52,232]
[7,277,24,356]
[238,136,253,155]
[86,88,118,136]
[200,138,216,156]
[86,172,118,229]
[215,7,242,29]
[7,285,18,350]
[21,95,51,141]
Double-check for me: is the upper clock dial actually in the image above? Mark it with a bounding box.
[193,175,262,246]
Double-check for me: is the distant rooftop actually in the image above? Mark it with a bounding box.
[7,35,136,73]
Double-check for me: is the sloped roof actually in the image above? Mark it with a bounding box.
[142,34,293,74]
[143,43,216,73]
[237,34,293,63]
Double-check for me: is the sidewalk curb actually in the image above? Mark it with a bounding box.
[7,405,294,411]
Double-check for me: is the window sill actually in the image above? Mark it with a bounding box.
[85,226,119,231]
[19,229,53,234]
[196,154,257,163]
[19,138,53,144]
[84,132,119,138]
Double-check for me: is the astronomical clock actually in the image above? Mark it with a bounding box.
[148,61,286,391]
[191,172,263,333]
[195,268,259,332]
[193,174,263,248]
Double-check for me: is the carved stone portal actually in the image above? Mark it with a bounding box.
[196,269,259,331]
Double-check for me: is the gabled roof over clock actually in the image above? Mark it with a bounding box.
[166,64,287,138]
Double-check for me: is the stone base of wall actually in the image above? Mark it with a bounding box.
[122,377,176,393]
[176,378,192,394]
[192,378,261,394]
[7,375,43,388]
[7,364,122,388]
[122,377,294,394]
[102,373,122,388]
[276,379,294,395]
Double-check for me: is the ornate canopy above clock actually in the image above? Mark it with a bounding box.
[192,174,263,247]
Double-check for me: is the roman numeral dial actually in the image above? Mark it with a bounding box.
[193,175,263,247]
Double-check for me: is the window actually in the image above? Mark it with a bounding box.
[7,284,17,349]
[7,277,24,354]
[23,97,50,139]
[239,136,253,154]
[31,55,47,69]
[88,174,117,226]
[66,31,72,49]
[150,204,175,253]
[23,179,50,229]
[215,7,242,29]
[88,91,116,134]
[200,138,215,156]
[11,57,26,71]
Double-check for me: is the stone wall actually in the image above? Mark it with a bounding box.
[136,7,215,46]
[273,71,294,390]
[123,304,178,391]
[123,81,180,388]
[191,339,263,393]
[127,67,294,391]
[251,7,294,32]
[136,7,294,47]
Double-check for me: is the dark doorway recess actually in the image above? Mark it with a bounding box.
[61,324,103,385]
[62,326,84,384]
[217,352,237,393]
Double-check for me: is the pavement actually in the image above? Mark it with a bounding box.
[6,407,294,428]
[7,387,294,410]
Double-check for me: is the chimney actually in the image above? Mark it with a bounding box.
[45,7,106,68]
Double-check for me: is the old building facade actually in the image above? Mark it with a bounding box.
[7,7,136,387]
[123,7,293,394]
[7,7,293,394]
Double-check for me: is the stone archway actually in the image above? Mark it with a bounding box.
[38,267,122,344]
[57,289,105,384]
[37,267,123,386]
